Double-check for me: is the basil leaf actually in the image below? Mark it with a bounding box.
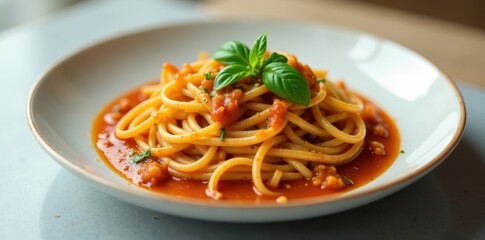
[213,41,250,65]
[262,52,287,69]
[214,64,254,90]
[261,62,310,106]
[131,148,151,164]
[248,32,267,71]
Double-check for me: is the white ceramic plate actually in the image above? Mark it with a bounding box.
[27,20,465,222]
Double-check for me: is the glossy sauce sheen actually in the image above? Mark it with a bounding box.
[93,85,400,202]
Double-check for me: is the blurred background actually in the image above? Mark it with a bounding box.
[0,0,483,87]
[1,0,483,30]
[0,0,82,29]
[357,0,484,30]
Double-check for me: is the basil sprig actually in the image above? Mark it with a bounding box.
[213,33,310,106]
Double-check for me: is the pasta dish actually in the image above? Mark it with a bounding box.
[93,33,399,203]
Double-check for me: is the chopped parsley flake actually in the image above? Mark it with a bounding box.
[131,148,151,163]
[204,72,213,80]
[219,128,226,141]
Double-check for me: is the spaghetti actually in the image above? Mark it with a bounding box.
[112,49,368,200]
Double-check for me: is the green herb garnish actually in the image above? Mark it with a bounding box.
[220,128,226,141]
[201,87,209,94]
[213,33,310,106]
[342,175,355,186]
[400,149,406,154]
[204,72,213,80]
[131,148,151,163]
[317,78,326,83]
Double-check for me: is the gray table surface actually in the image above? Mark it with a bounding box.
[1,0,483,239]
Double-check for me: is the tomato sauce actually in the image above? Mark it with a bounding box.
[267,99,288,129]
[92,85,400,203]
[211,88,244,127]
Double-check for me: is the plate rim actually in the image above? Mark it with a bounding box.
[26,19,467,210]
